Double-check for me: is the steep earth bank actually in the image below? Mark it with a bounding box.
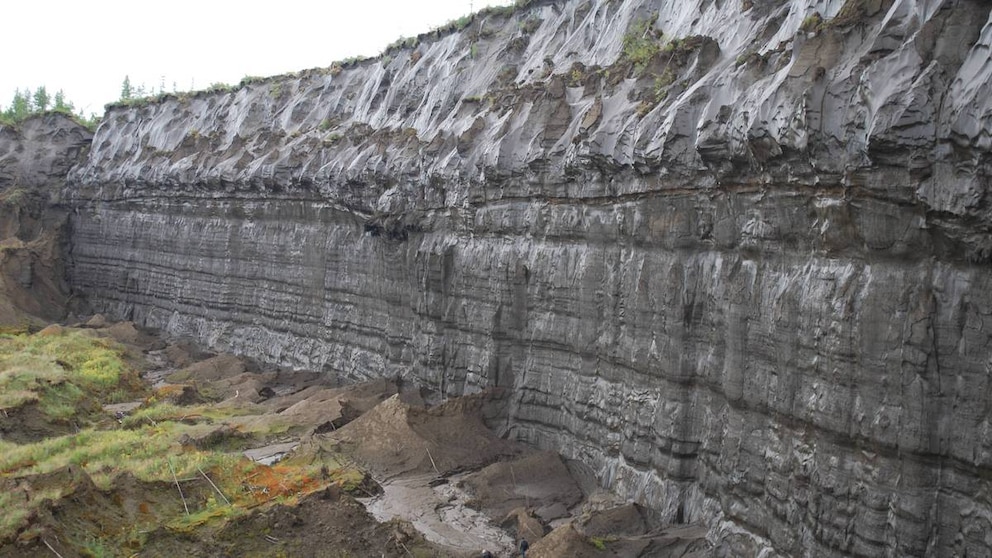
[0,114,91,328]
[60,0,992,556]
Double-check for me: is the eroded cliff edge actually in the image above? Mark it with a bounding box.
[0,114,92,327]
[64,0,992,555]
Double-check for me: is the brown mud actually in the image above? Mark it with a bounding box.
[0,188,70,331]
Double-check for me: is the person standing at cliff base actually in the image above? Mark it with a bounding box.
[519,538,529,557]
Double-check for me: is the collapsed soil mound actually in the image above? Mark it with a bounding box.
[168,354,257,384]
[459,451,584,522]
[329,392,522,479]
[273,377,400,432]
[100,321,167,351]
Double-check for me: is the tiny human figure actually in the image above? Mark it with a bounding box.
[481,551,493,558]
[520,538,529,557]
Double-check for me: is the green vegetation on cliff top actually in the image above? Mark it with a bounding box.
[0,86,100,131]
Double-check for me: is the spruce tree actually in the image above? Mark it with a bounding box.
[121,75,133,100]
[53,90,74,113]
[32,86,50,112]
[10,89,30,120]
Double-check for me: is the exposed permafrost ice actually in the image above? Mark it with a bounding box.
[53,0,992,556]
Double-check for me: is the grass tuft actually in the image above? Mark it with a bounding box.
[622,16,663,75]
[0,329,143,422]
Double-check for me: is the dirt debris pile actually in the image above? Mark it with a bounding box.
[1,318,712,556]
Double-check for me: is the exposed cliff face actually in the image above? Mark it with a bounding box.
[0,114,92,327]
[63,0,992,555]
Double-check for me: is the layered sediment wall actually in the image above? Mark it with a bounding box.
[62,0,992,555]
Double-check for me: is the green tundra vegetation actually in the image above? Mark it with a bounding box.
[0,327,361,552]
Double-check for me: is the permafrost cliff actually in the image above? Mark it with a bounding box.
[48,0,992,555]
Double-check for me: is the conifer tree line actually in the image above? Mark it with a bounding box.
[3,75,201,131]
[0,86,99,130]
[117,74,183,102]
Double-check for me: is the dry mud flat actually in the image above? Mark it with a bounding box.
[1,319,710,557]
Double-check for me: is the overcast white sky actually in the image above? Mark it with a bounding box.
[1,0,512,117]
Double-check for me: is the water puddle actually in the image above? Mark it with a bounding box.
[361,473,516,555]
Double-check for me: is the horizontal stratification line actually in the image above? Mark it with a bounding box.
[504,343,991,483]
[511,422,700,482]
[464,182,851,209]
[69,195,375,220]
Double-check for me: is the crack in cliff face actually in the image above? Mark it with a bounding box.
[55,0,992,556]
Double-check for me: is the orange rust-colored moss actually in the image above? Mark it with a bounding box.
[220,461,324,508]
